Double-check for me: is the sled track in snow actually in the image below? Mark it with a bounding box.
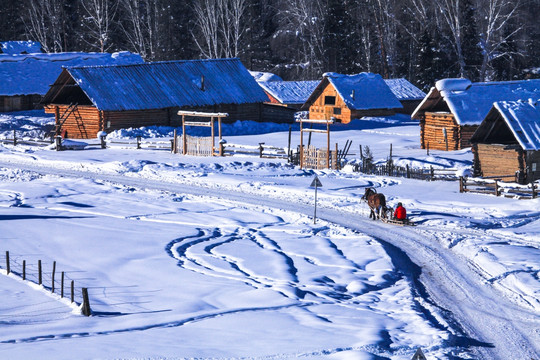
[1,160,539,359]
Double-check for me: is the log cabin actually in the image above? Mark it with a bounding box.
[470,100,540,184]
[302,72,403,124]
[0,51,143,112]
[412,78,540,151]
[42,58,282,139]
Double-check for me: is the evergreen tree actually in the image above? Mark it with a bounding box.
[459,0,483,80]
[416,30,435,91]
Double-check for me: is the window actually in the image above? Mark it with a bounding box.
[333,107,341,115]
[324,96,336,105]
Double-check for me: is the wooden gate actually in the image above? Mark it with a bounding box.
[302,145,339,170]
[176,110,228,157]
[181,135,213,156]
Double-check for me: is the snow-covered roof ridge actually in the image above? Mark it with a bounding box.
[250,70,283,82]
[324,72,403,110]
[492,99,540,150]
[414,78,540,125]
[0,51,144,96]
[51,58,269,111]
[258,80,319,104]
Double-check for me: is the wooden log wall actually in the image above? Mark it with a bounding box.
[45,105,171,139]
[459,125,479,149]
[473,143,522,179]
[526,150,540,182]
[102,109,170,132]
[261,103,296,123]
[1,95,42,112]
[188,103,263,123]
[421,112,459,150]
[44,104,101,139]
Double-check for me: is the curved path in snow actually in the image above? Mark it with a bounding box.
[1,159,539,359]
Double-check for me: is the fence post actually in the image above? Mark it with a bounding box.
[71,280,74,303]
[61,271,65,298]
[495,180,500,196]
[137,136,142,150]
[13,130,17,146]
[23,259,26,280]
[52,261,56,293]
[459,177,464,193]
[287,126,292,163]
[5,251,10,275]
[406,164,410,178]
[38,260,42,285]
[100,135,106,149]
[259,143,264,158]
[430,166,434,181]
[81,288,92,316]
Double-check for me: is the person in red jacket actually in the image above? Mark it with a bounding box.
[393,202,407,221]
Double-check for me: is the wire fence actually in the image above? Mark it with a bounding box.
[1,251,91,315]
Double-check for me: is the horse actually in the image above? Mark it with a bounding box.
[362,188,388,220]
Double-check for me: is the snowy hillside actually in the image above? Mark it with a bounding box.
[0,110,538,360]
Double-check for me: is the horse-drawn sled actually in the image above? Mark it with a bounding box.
[361,188,416,226]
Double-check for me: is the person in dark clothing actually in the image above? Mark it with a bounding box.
[393,202,407,221]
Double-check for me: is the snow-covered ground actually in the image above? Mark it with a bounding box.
[0,110,538,359]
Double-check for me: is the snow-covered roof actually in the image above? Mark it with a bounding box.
[258,80,319,104]
[318,72,403,110]
[249,71,283,82]
[412,78,540,125]
[492,100,540,150]
[47,58,270,111]
[0,52,144,96]
[384,78,426,101]
[0,41,42,55]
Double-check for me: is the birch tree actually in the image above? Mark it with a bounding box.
[477,0,521,81]
[81,0,119,52]
[23,0,65,52]
[192,0,247,59]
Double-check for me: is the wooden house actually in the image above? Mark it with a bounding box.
[258,80,319,110]
[412,78,540,151]
[302,72,403,124]
[383,78,426,115]
[42,58,284,139]
[470,100,540,184]
[0,51,143,112]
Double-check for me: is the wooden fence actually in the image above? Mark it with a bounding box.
[0,131,53,147]
[1,250,92,316]
[353,161,458,181]
[222,142,288,159]
[459,177,538,199]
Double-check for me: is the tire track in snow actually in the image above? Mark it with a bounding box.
[1,160,539,359]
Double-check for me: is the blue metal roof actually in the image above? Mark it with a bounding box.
[258,80,319,104]
[0,51,144,96]
[66,58,270,111]
[384,78,426,101]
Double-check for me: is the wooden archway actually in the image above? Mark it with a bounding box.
[177,110,228,156]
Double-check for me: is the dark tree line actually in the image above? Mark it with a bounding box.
[1,0,538,89]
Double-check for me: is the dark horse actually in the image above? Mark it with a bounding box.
[362,188,388,220]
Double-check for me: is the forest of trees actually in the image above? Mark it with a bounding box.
[1,0,538,89]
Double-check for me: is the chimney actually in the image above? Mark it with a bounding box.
[351,90,355,100]
[200,75,205,91]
